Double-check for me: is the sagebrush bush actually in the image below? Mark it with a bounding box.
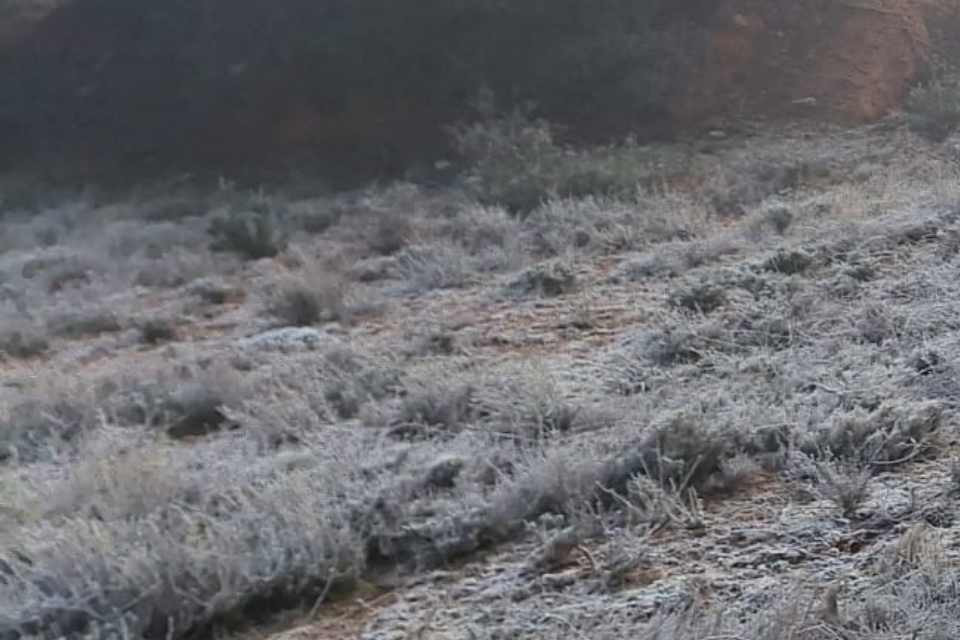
[208,210,286,260]
[163,366,244,440]
[46,308,122,339]
[905,76,960,141]
[449,111,564,214]
[395,242,479,291]
[270,272,350,327]
[0,391,97,464]
[449,112,660,214]
[668,281,728,314]
[813,459,873,519]
[799,401,943,467]
[507,259,578,298]
[139,318,178,345]
[0,326,48,359]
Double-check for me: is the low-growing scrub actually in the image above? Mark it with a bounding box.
[8,109,960,640]
[138,318,178,345]
[208,209,286,260]
[507,259,578,298]
[798,400,943,467]
[905,75,960,142]
[472,364,590,439]
[668,281,728,314]
[321,352,402,420]
[812,459,873,518]
[0,325,48,359]
[387,381,478,438]
[162,366,245,440]
[450,112,659,215]
[762,249,814,275]
[269,271,350,327]
[0,390,98,464]
[46,308,122,339]
[395,242,479,292]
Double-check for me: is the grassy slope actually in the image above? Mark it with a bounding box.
[2,118,960,639]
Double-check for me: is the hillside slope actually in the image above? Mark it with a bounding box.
[3,117,960,638]
[0,0,949,180]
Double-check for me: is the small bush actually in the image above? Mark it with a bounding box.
[270,274,349,327]
[799,401,942,467]
[189,277,245,305]
[637,412,735,493]
[612,253,682,282]
[33,227,59,247]
[291,204,342,235]
[267,249,355,326]
[367,214,414,256]
[762,249,814,275]
[44,262,93,293]
[0,326,49,359]
[905,76,960,141]
[668,282,727,314]
[606,330,706,391]
[472,365,587,439]
[449,111,561,214]
[597,412,738,502]
[388,382,477,438]
[0,394,95,463]
[164,369,243,440]
[507,259,578,297]
[450,112,655,215]
[46,308,122,339]
[764,207,794,235]
[728,312,793,350]
[139,318,178,345]
[208,210,286,259]
[396,242,478,291]
[323,359,401,420]
[813,460,872,519]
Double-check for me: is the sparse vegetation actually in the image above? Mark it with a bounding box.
[395,242,479,291]
[507,259,578,298]
[269,270,350,327]
[139,318,178,345]
[46,307,122,338]
[812,459,873,518]
[208,210,286,260]
[0,325,48,358]
[905,75,960,141]
[164,368,243,440]
[668,281,728,314]
[450,112,660,214]
[4,115,960,640]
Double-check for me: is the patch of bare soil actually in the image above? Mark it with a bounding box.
[675,0,932,123]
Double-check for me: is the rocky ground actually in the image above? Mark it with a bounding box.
[4,117,960,639]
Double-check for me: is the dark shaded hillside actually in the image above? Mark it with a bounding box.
[0,0,692,183]
[0,0,943,185]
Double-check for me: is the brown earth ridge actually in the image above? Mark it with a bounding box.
[0,0,955,175]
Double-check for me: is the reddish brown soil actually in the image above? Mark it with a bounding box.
[674,0,933,124]
[2,0,949,172]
